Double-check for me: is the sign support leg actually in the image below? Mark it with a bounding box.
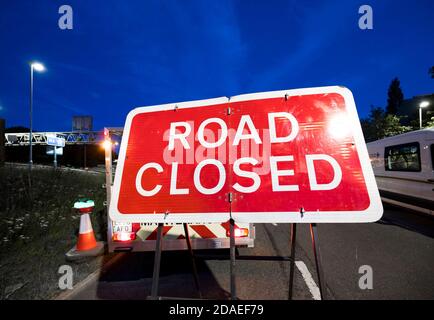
[53,146,57,169]
[309,223,326,300]
[288,223,297,300]
[183,223,202,298]
[150,223,164,300]
[229,218,237,300]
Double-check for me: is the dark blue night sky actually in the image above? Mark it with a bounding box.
[0,0,433,132]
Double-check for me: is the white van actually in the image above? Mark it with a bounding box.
[367,128,434,215]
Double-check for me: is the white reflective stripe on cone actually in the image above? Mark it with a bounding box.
[79,214,94,234]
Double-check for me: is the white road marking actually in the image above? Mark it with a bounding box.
[295,260,321,300]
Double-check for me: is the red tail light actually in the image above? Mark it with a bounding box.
[112,232,136,242]
[226,227,249,238]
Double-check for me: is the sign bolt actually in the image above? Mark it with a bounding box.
[299,207,305,218]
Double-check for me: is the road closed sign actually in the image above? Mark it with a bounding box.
[110,86,383,223]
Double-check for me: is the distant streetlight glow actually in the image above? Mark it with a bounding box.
[31,62,46,72]
[420,101,429,108]
[419,101,430,129]
[102,140,112,150]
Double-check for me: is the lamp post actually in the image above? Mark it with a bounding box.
[29,62,45,169]
[419,101,429,129]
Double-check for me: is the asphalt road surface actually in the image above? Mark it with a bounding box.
[64,204,434,300]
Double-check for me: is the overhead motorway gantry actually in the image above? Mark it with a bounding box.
[5,128,124,146]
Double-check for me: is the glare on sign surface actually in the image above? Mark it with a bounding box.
[328,113,352,139]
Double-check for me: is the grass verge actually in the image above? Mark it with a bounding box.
[0,164,113,299]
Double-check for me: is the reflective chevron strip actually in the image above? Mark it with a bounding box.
[136,222,248,240]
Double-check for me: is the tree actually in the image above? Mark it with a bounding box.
[427,116,434,128]
[382,114,411,136]
[386,77,404,115]
[361,106,385,141]
[361,106,411,142]
[361,107,385,141]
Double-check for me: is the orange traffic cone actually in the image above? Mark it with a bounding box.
[66,199,104,261]
[76,213,98,251]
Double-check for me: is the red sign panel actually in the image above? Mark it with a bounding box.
[110,87,383,223]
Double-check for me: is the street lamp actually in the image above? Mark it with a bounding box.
[29,61,45,169]
[419,101,429,129]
